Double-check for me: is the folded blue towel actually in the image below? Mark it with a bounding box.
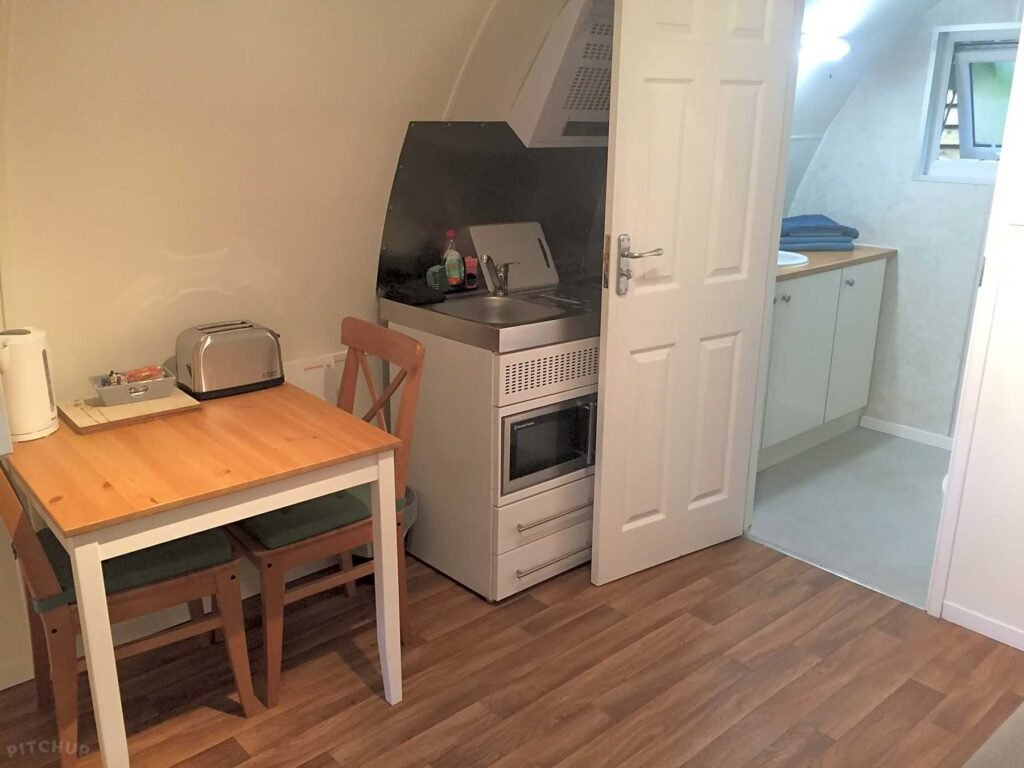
[780,234,856,246]
[781,241,855,252]
[782,214,860,240]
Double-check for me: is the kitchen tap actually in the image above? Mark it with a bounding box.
[479,254,518,297]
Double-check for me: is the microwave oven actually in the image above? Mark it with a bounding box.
[501,391,598,496]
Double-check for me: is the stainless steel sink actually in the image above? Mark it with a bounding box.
[432,295,567,326]
[380,280,601,353]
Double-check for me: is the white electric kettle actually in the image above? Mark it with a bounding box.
[0,328,59,441]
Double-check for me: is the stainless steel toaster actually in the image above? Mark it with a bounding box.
[175,321,284,400]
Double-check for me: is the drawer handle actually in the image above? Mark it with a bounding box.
[515,541,592,580]
[516,503,592,533]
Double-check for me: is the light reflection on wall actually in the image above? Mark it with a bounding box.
[798,0,884,78]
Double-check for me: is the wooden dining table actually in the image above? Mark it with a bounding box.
[3,383,403,767]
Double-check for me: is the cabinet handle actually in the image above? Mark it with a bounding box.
[516,503,592,533]
[515,542,592,579]
[781,294,792,303]
[845,279,856,287]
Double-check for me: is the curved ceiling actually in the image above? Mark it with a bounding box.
[786,0,945,206]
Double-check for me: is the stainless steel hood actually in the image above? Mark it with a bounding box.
[508,0,614,148]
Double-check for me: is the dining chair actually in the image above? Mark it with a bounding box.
[0,469,259,767]
[228,316,424,707]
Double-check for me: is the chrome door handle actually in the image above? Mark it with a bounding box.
[516,504,592,534]
[515,542,592,579]
[616,234,665,296]
[624,248,664,260]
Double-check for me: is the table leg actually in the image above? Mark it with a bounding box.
[70,541,130,767]
[371,451,402,704]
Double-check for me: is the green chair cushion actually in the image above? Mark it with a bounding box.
[239,484,408,550]
[33,528,234,614]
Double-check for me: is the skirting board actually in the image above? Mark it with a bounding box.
[758,410,863,471]
[0,659,32,693]
[860,416,953,450]
[942,601,1024,652]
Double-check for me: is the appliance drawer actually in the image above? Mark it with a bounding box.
[494,520,592,601]
[495,477,594,554]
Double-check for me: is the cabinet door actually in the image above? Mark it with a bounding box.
[825,260,886,422]
[762,270,842,448]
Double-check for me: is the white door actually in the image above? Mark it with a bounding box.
[928,31,1024,630]
[592,0,802,584]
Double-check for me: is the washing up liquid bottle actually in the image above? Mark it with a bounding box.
[441,229,465,288]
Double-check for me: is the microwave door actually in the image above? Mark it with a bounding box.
[503,397,595,495]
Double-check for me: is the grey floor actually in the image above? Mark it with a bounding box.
[965,701,1024,767]
[749,428,950,608]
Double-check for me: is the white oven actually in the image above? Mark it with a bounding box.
[499,387,597,499]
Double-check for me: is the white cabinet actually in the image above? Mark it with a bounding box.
[761,259,887,451]
[394,323,599,602]
[761,270,841,448]
[825,260,887,421]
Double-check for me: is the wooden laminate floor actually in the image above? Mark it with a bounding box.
[1,538,1022,767]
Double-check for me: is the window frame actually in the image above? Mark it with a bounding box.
[917,23,1021,186]
[955,46,1017,161]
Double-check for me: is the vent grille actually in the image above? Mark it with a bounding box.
[582,42,613,61]
[563,66,612,112]
[503,346,599,397]
[590,22,613,37]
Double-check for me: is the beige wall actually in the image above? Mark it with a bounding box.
[1,0,502,400]
[0,0,32,696]
[446,0,568,121]
[0,0,565,691]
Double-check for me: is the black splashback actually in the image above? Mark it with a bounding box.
[377,122,607,287]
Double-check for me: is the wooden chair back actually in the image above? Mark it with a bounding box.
[337,317,425,499]
[0,468,64,609]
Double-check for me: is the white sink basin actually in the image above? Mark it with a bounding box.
[779,250,809,267]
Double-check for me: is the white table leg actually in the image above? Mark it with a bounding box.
[371,450,402,704]
[70,541,130,767]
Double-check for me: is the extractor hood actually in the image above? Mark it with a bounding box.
[509,0,613,148]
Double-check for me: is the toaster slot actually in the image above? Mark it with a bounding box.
[196,321,255,333]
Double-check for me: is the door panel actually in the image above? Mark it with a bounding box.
[761,271,842,448]
[690,332,742,506]
[706,82,764,281]
[732,0,770,38]
[593,0,802,585]
[624,344,673,530]
[824,260,887,422]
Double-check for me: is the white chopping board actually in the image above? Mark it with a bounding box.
[468,222,560,292]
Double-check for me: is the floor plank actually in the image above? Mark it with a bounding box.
[2,540,1021,768]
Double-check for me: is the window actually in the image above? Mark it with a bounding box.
[919,24,1020,184]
